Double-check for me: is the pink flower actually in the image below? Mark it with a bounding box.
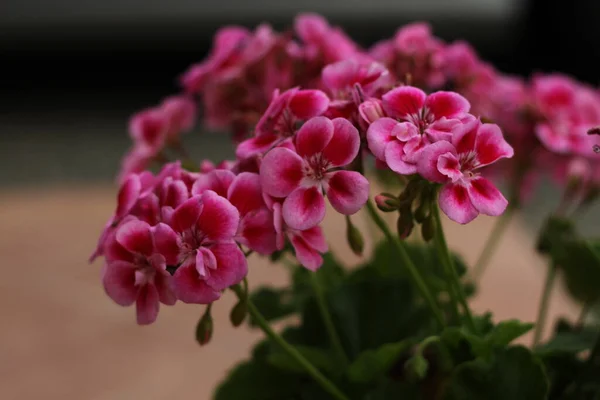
[129,108,169,155]
[102,219,178,324]
[417,119,514,224]
[367,86,471,174]
[260,117,369,230]
[236,88,329,159]
[168,191,247,304]
[161,96,197,141]
[191,170,277,254]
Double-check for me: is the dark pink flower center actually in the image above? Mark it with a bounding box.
[133,256,156,286]
[304,154,331,181]
[178,228,207,262]
[458,150,479,176]
[405,108,434,134]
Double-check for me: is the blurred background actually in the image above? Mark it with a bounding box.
[0,0,597,398]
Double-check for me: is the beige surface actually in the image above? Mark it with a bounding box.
[0,186,578,400]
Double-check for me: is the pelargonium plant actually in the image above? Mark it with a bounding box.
[91,14,600,400]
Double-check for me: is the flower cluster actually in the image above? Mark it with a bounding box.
[93,13,600,325]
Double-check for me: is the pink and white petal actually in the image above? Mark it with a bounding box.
[200,247,217,271]
[366,117,398,160]
[417,141,457,183]
[385,141,417,175]
[160,179,189,209]
[204,243,248,290]
[451,118,480,155]
[325,170,369,215]
[392,122,419,142]
[160,206,175,226]
[102,261,138,306]
[272,202,286,250]
[152,223,180,265]
[191,169,236,197]
[382,86,426,119]
[290,234,324,271]
[425,91,471,119]
[227,172,265,215]
[173,263,222,304]
[295,13,328,43]
[115,174,141,219]
[473,123,514,167]
[438,184,479,224]
[295,116,334,159]
[197,190,240,241]
[289,90,330,119]
[298,225,328,253]
[235,135,279,159]
[321,60,357,90]
[136,285,160,325]
[154,272,177,306]
[466,177,509,217]
[282,186,327,230]
[195,248,207,277]
[260,147,305,197]
[437,153,463,182]
[238,209,278,255]
[322,118,361,167]
[171,196,203,233]
[359,99,385,125]
[116,219,154,256]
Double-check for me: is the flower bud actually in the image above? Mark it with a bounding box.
[413,196,431,223]
[195,306,213,346]
[346,217,365,256]
[405,355,429,381]
[397,208,414,240]
[358,99,385,124]
[564,158,590,202]
[375,193,399,212]
[229,300,248,327]
[421,214,436,242]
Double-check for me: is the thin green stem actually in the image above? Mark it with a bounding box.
[471,203,516,281]
[241,294,350,400]
[532,263,557,347]
[309,273,349,367]
[431,204,477,333]
[365,199,446,330]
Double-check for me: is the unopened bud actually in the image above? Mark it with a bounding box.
[346,217,365,256]
[421,214,436,242]
[375,193,399,212]
[195,306,213,346]
[358,99,385,124]
[414,197,430,223]
[229,300,248,327]
[397,208,414,240]
[564,158,590,201]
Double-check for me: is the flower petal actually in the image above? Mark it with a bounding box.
[382,86,426,119]
[102,261,138,306]
[152,223,180,265]
[115,174,141,219]
[171,196,203,233]
[204,243,248,290]
[282,186,326,230]
[474,123,514,167]
[385,140,417,175]
[235,135,279,159]
[366,117,397,160]
[290,234,324,271]
[227,172,264,215]
[238,209,278,255]
[392,122,419,141]
[136,284,160,325]
[173,263,222,304]
[116,220,154,256]
[438,183,479,224]
[451,118,480,155]
[299,226,328,253]
[466,177,508,217]
[437,152,462,182]
[325,170,369,215]
[322,118,360,167]
[417,141,457,183]
[159,179,189,209]
[295,116,334,159]
[289,90,330,119]
[191,169,236,198]
[425,91,470,119]
[197,190,240,241]
[260,147,304,197]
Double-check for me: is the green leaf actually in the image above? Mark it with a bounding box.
[267,345,337,376]
[346,339,415,383]
[248,287,295,327]
[444,346,549,400]
[364,380,421,400]
[214,360,302,400]
[485,320,534,348]
[554,240,600,304]
[536,328,598,355]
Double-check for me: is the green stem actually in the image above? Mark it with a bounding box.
[365,199,446,330]
[431,204,477,333]
[242,294,350,400]
[471,203,516,281]
[309,273,349,367]
[532,263,557,347]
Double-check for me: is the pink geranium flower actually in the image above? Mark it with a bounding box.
[260,116,369,230]
[168,191,247,303]
[366,86,471,174]
[161,96,197,141]
[102,219,178,324]
[129,107,169,156]
[236,88,329,159]
[417,119,514,224]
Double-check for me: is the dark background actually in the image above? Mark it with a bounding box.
[0,0,599,186]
